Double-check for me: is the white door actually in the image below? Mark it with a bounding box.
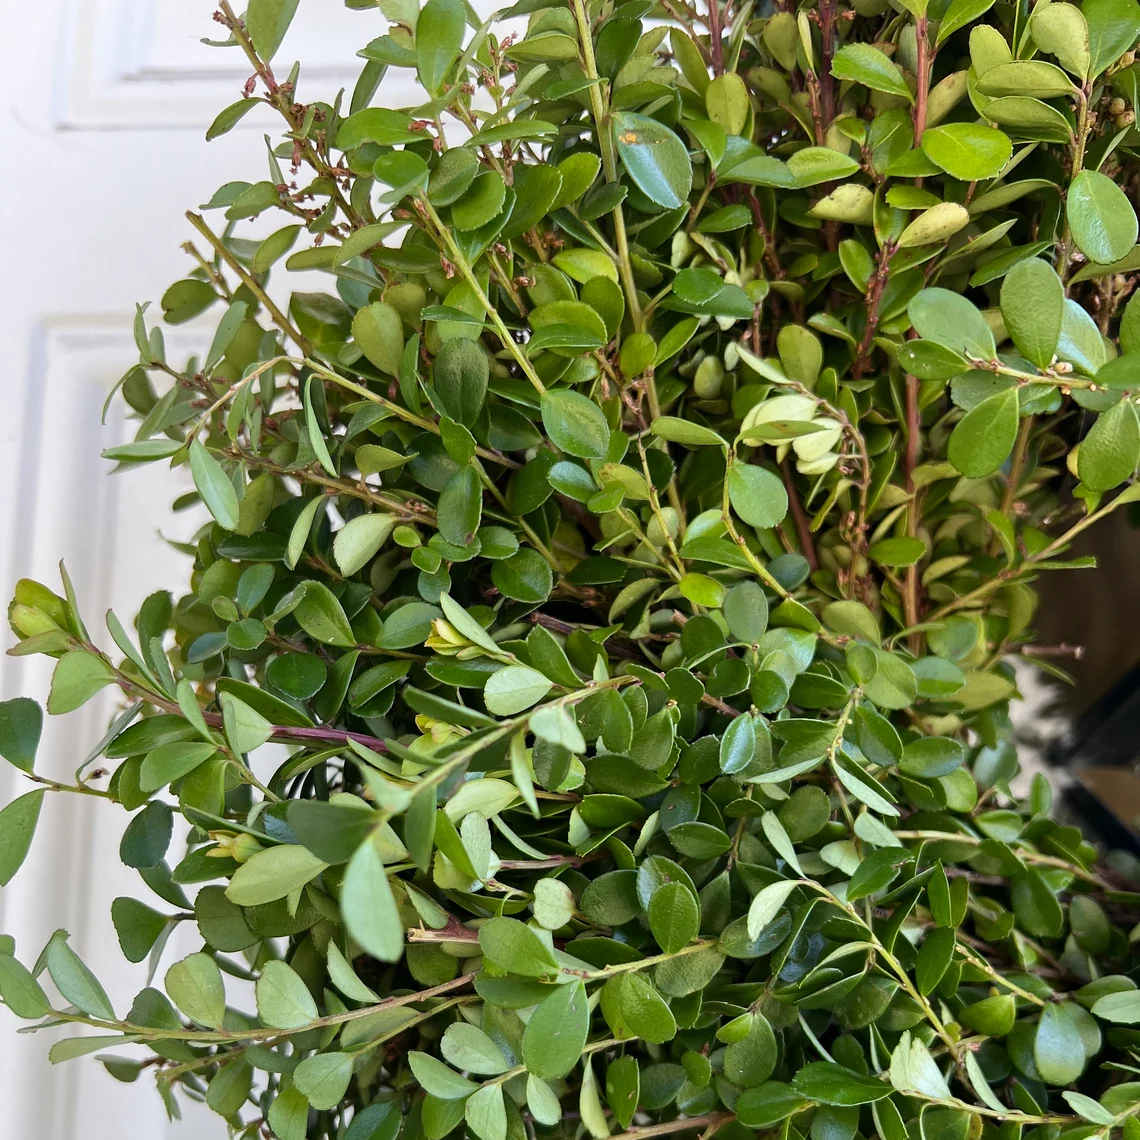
[0,2,369,1135]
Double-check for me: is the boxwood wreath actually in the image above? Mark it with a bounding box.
[8,0,1140,1136]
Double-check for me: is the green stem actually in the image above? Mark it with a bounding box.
[577,939,717,980]
[305,358,520,470]
[568,0,645,341]
[892,829,1104,888]
[185,213,310,353]
[416,197,547,395]
[241,452,436,524]
[476,462,568,582]
[636,439,687,578]
[800,879,962,1065]
[1057,84,1092,285]
[47,971,479,1046]
[190,355,289,439]
[955,945,1048,1006]
[28,774,117,801]
[157,994,478,1083]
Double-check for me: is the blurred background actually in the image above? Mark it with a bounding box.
[3,2,1140,1138]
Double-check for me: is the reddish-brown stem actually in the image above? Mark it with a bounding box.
[780,459,820,571]
[118,676,393,755]
[851,242,896,381]
[806,72,826,144]
[746,191,785,281]
[708,0,724,74]
[913,16,931,143]
[903,372,922,649]
[818,0,837,131]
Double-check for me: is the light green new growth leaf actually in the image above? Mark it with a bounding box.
[342,835,404,963]
[484,665,554,715]
[921,123,1012,182]
[441,1022,510,1075]
[889,1031,952,1100]
[255,960,319,1029]
[478,916,558,976]
[746,879,800,940]
[522,980,589,1078]
[334,514,398,577]
[226,844,329,906]
[466,1082,508,1140]
[831,43,913,101]
[189,440,240,532]
[294,1052,354,1112]
[165,953,226,1029]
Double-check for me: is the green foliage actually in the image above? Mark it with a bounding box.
[5,0,1140,1137]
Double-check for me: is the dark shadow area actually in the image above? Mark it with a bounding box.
[1036,508,1140,716]
[1036,509,1140,851]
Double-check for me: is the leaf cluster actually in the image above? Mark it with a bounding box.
[5,0,1140,1138]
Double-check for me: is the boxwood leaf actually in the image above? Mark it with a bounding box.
[1085,0,1140,77]
[831,44,912,101]
[522,980,589,1078]
[612,112,693,210]
[165,952,226,1028]
[1078,400,1140,491]
[948,387,1019,477]
[245,0,299,61]
[342,834,404,963]
[189,440,239,532]
[1000,257,1064,369]
[1034,1003,1085,1085]
[1067,170,1138,265]
[46,935,115,1021]
[0,698,42,774]
[541,390,610,459]
[0,789,45,887]
[409,1051,480,1099]
[466,1083,507,1140]
[442,1022,510,1075]
[921,123,1012,181]
[485,665,554,715]
[728,464,789,528]
[908,288,995,360]
[416,0,465,96]
[255,960,319,1029]
[295,1052,354,1112]
[479,916,558,976]
[648,880,699,953]
[793,1062,894,1105]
